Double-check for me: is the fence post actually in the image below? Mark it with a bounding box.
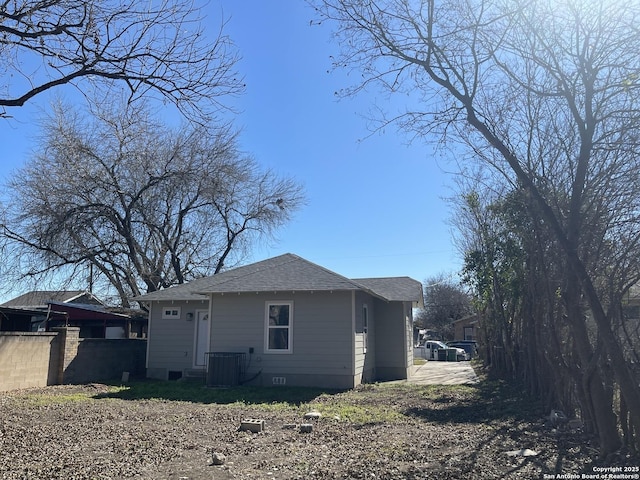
[51,327,80,384]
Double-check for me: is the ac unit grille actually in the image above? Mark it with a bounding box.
[206,352,246,387]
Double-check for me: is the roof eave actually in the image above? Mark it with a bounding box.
[198,287,391,303]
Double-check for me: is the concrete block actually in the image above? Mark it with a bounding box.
[240,419,265,433]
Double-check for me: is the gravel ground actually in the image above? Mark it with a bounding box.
[0,381,636,479]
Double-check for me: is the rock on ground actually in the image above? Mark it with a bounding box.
[0,383,634,479]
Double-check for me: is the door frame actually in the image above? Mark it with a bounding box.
[193,309,210,369]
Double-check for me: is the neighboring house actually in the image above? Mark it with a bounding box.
[1,290,147,338]
[623,284,640,320]
[0,306,49,332]
[452,314,479,341]
[134,253,424,389]
[2,290,105,309]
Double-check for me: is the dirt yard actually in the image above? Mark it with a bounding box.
[0,379,636,479]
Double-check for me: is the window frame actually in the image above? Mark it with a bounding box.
[264,301,294,354]
[362,303,369,353]
[463,326,475,341]
[162,306,181,320]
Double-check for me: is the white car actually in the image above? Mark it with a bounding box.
[421,340,468,361]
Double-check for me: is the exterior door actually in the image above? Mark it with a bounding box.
[194,310,210,368]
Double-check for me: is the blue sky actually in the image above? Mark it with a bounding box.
[0,2,462,300]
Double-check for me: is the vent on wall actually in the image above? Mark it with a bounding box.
[272,376,286,385]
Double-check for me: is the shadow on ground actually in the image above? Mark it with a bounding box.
[94,379,339,406]
[404,380,543,424]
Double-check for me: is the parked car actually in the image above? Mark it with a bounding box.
[446,340,477,360]
[421,340,467,361]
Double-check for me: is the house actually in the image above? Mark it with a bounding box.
[452,314,479,341]
[2,290,105,309]
[1,290,147,338]
[0,306,49,332]
[41,302,147,339]
[133,253,423,389]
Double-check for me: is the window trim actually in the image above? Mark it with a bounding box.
[362,303,369,353]
[463,326,475,341]
[264,301,294,354]
[162,306,181,320]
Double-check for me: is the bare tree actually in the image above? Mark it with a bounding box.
[1,102,305,306]
[415,273,472,340]
[0,1,243,120]
[317,0,640,454]
[457,186,584,414]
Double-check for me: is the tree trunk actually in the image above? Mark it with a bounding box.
[579,278,640,454]
[565,280,621,455]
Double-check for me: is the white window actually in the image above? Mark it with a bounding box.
[265,302,293,353]
[362,304,369,353]
[162,306,181,320]
[464,326,475,341]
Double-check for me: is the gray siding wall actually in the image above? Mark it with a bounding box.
[353,290,376,384]
[146,299,209,379]
[403,301,414,374]
[374,300,411,381]
[210,291,355,388]
[144,292,414,386]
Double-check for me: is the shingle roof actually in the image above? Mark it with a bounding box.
[133,253,422,303]
[354,277,424,306]
[129,276,211,302]
[195,254,370,293]
[1,290,103,308]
